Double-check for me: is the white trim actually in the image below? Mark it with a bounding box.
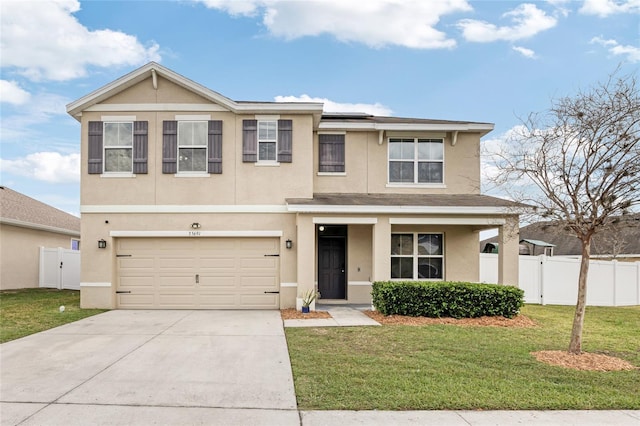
[110,230,283,238]
[386,183,447,189]
[100,173,136,178]
[348,281,372,286]
[390,217,506,225]
[288,205,516,215]
[255,161,280,167]
[255,114,280,120]
[81,282,111,288]
[89,104,228,112]
[101,115,136,121]
[175,114,211,121]
[280,282,298,288]
[313,217,378,224]
[0,217,80,237]
[319,121,494,133]
[174,173,211,178]
[81,205,289,213]
[317,130,346,135]
[317,172,347,176]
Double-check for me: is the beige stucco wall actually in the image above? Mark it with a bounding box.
[313,131,481,195]
[0,224,78,290]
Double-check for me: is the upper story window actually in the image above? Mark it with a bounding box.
[388,138,443,184]
[103,122,133,173]
[391,233,444,280]
[178,121,207,173]
[258,121,277,162]
[88,120,148,176]
[319,134,345,173]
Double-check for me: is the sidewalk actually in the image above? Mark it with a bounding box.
[283,304,380,327]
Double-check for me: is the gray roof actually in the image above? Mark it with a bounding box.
[481,214,640,255]
[287,193,525,208]
[0,187,80,234]
[321,114,493,127]
[520,239,556,247]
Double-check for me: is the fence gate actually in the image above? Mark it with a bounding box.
[39,247,81,290]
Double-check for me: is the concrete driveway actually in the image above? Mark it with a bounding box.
[0,310,299,425]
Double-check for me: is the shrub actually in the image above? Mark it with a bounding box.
[371,281,524,318]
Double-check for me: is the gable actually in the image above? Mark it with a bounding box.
[103,76,217,106]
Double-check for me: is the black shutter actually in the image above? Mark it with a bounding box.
[88,121,103,174]
[133,121,148,174]
[162,121,178,174]
[208,120,223,174]
[277,119,292,163]
[242,119,257,162]
[319,134,345,172]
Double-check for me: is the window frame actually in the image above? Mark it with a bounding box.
[177,120,208,174]
[390,232,444,280]
[70,239,80,251]
[103,121,133,174]
[387,137,445,185]
[257,120,278,163]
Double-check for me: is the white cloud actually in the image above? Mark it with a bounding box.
[0,80,32,105]
[590,37,640,63]
[0,0,161,81]
[274,94,393,116]
[579,0,640,17]
[512,45,537,58]
[457,3,557,42]
[0,152,80,183]
[196,0,472,49]
[0,92,71,143]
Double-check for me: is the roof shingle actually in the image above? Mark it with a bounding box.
[0,187,80,233]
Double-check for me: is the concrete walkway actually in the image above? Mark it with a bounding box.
[284,304,380,328]
[2,309,639,425]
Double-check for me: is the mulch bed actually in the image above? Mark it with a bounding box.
[364,310,538,328]
[531,350,637,372]
[280,309,332,320]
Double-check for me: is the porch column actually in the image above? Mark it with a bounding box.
[296,214,316,295]
[372,216,391,281]
[498,215,519,285]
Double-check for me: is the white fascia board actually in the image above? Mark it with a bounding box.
[318,121,495,133]
[0,217,80,237]
[312,217,378,224]
[81,205,289,214]
[389,217,507,225]
[80,282,111,287]
[110,230,283,238]
[287,205,515,215]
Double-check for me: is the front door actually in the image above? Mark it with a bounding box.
[318,233,346,299]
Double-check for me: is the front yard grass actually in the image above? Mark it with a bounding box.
[0,288,107,343]
[285,304,640,410]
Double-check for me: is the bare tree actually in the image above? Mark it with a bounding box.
[490,71,640,354]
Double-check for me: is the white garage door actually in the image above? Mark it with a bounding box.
[116,238,280,309]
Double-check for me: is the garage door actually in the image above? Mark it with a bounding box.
[116,238,280,309]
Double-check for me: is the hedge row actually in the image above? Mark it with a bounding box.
[371,281,524,318]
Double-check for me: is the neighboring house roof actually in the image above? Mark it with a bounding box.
[481,214,640,256]
[287,193,525,215]
[0,187,80,237]
[520,239,555,247]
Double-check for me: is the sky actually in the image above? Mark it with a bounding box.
[0,0,639,218]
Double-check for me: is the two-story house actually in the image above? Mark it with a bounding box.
[67,62,521,310]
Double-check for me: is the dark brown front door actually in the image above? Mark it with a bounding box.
[318,235,346,299]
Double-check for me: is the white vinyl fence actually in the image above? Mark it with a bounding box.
[39,247,81,290]
[480,254,640,306]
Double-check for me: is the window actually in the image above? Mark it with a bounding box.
[258,120,277,161]
[388,138,443,184]
[71,239,80,251]
[104,122,133,173]
[391,233,443,280]
[178,121,207,172]
[319,134,345,173]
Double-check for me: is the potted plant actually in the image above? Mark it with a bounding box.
[300,289,318,314]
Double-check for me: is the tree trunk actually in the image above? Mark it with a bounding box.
[568,237,591,354]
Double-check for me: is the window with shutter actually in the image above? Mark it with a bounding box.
[319,134,345,173]
[89,120,147,175]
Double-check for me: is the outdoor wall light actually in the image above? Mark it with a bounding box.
[191,222,201,229]
[98,239,107,249]
[318,226,325,232]
[286,239,293,249]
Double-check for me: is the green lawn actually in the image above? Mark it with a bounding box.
[285,305,640,410]
[0,288,107,343]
